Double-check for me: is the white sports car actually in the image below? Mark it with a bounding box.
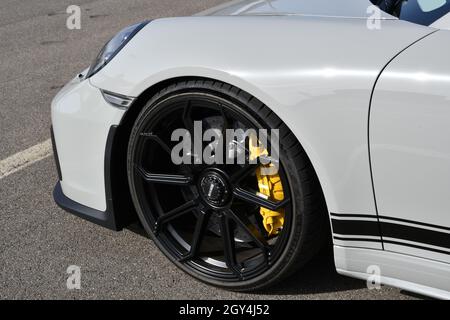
[51,0,450,298]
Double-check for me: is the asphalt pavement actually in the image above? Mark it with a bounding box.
[0,0,418,300]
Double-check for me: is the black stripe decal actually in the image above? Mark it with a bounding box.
[330,213,377,219]
[383,240,450,255]
[379,215,450,232]
[331,219,380,237]
[333,236,450,255]
[333,236,381,243]
[381,222,450,250]
[331,213,450,232]
[331,216,450,252]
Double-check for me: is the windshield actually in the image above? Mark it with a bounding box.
[371,0,450,26]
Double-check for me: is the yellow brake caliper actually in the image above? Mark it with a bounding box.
[249,136,285,236]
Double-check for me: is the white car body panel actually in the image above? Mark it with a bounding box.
[371,30,450,264]
[335,246,450,299]
[52,75,125,211]
[430,12,450,30]
[51,0,450,299]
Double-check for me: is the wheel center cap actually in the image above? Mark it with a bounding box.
[199,171,231,207]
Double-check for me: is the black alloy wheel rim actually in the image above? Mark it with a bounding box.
[131,92,293,282]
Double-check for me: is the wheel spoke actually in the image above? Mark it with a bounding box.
[135,166,192,186]
[140,132,172,155]
[154,199,199,234]
[179,210,210,262]
[233,187,290,211]
[220,214,242,278]
[225,209,269,250]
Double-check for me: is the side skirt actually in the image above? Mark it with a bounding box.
[334,246,450,300]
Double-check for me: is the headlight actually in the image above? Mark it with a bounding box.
[86,21,150,78]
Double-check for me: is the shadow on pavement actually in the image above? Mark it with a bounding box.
[255,245,366,296]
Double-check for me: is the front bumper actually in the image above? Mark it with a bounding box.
[51,124,125,231]
[51,74,126,227]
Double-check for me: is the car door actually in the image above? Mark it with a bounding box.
[370,30,450,264]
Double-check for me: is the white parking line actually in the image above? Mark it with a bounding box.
[0,139,52,180]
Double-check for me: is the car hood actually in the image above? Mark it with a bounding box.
[197,0,393,19]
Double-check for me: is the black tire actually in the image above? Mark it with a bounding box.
[127,79,328,291]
